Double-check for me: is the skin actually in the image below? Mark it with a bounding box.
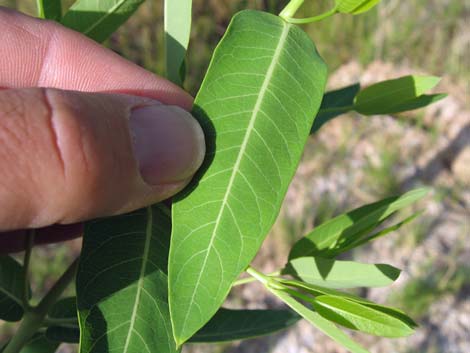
[0,8,205,253]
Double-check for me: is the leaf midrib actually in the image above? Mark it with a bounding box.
[178,20,292,339]
[0,287,22,306]
[122,206,153,353]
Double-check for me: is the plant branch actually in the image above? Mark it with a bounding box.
[22,230,35,310]
[35,258,79,315]
[233,270,281,286]
[43,317,78,327]
[2,258,79,353]
[279,0,304,19]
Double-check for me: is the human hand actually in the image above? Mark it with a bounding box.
[0,8,205,253]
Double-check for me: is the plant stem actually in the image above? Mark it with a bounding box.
[3,258,79,353]
[22,230,35,310]
[318,105,355,114]
[233,270,281,286]
[43,317,78,327]
[35,0,45,18]
[279,0,304,20]
[285,7,338,24]
[245,266,271,285]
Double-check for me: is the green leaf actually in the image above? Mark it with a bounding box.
[278,279,417,329]
[60,0,145,42]
[0,256,28,322]
[45,298,299,344]
[282,257,400,289]
[289,188,429,259]
[18,334,59,353]
[45,297,79,344]
[169,9,327,345]
[164,0,192,85]
[378,93,447,115]
[77,205,179,353]
[37,0,62,21]
[335,0,382,14]
[312,295,416,337]
[340,211,422,252]
[311,83,360,134]
[190,308,300,343]
[269,288,369,353]
[354,76,441,115]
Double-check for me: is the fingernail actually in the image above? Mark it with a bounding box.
[129,104,205,185]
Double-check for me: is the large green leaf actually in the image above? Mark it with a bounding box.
[45,298,299,345]
[61,0,145,42]
[269,288,369,353]
[282,257,400,289]
[0,256,27,322]
[311,83,360,134]
[312,295,415,337]
[335,0,382,14]
[168,10,327,345]
[164,0,192,85]
[289,188,429,259]
[190,308,300,343]
[354,76,441,115]
[76,205,179,353]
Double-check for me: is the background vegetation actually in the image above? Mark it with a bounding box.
[0,1,468,352]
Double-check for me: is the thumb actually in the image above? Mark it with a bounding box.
[0,88,205,231]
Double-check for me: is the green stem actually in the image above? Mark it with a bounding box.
[36,0,45,18]
[3,258,79,353]
[43,317,78,327]
[279,0,304,19]
[285,6,338,24]
[233,270,281,286]
[318,105,354,114]
[245,267,271,285]
[22,230,35,310]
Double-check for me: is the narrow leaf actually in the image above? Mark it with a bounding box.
[37,0,62,21]
[340,211,422,252]
[289,188,429,259]
[164,0,192,85]
[311,83,360,134]
[77,205,179,353]
[335,0,381,14]
[380,93,447,115]
[269,288,369,353]
[0,256,28,322]
[354,76,441,115]
[189,308,300,343]
[282,257,400,289]
[61,0,145,42]
[169,10,327,345]
[312,295,416,337]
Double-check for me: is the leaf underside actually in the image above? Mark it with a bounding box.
[76,205,179,353]
[169,10,327,344]
[61,0,145,43]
